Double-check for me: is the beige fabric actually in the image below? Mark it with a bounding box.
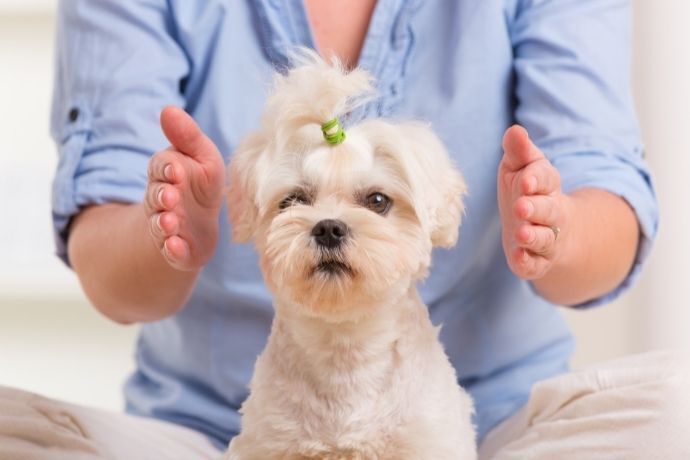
[2,350,689,459]
[0,386,222,460]
[479,350,690,460]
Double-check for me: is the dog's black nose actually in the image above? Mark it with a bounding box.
[311,219,348,248]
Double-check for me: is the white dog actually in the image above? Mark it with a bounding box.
[224,52,476,460]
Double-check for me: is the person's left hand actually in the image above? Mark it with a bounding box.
[498,125,571,280]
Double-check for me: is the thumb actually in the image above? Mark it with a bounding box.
[501,125,544,172]
[160,106,219,161]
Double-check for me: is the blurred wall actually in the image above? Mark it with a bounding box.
[0,1,687,410]
[0,5,138,411]
[630,0,690,352]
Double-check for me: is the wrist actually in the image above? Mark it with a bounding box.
[530,187,639,306]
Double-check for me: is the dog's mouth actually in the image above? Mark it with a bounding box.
[312,260,353,277]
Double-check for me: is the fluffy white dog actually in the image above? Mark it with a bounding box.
[224,52,476,460]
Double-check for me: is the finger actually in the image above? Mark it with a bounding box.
[514,195,560,226]
[510,246,552,280]
[501,125,544,172]
[163,235,191,267]
[147,150,184,184]
[160,106,220,161]
[516,159,560,196]
[145,182,180,213]
[515,223,557,256]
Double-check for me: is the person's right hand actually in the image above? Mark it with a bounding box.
[144,106,225,271]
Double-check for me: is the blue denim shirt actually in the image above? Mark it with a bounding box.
[51,0,657,448]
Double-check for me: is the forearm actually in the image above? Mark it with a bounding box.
[532,188,639,306]
[68,203,200,324]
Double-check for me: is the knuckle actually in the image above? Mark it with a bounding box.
[148,184,161,207]
[148,153,166,178]
[144,185,156,210]
[149,213,162,239]
[147,159,158,180]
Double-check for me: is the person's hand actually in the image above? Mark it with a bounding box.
[144,106,225,271]
[498,125,571,280]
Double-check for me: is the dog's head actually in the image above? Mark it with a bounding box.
[228,51,466,321]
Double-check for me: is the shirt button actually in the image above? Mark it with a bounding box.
[68,107,79,123]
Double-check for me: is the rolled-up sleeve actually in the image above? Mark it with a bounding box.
[510,0,658,307]
[50,0,189,265]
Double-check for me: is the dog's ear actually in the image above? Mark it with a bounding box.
[227,135,262,243]
[428,165,467,248]
[398,123,467,248]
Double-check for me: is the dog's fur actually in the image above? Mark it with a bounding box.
[224,52,476,460]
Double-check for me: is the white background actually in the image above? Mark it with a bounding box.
[0,1,688,411]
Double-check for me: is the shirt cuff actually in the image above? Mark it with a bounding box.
[52,131,150,266]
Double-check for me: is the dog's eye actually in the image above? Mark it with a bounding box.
[365,192,392,215]
[279,192,310,210]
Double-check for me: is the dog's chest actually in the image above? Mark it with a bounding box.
[289,362,405,440]
[256,339,418,457]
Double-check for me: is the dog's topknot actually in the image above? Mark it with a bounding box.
[261,48,375,147]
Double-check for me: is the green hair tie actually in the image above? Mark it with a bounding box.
[321,117,346,145]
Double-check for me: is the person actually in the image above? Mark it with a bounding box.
[1,0,688,459]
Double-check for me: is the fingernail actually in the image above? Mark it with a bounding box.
[164,164,173,181]
[157,188,165,206]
